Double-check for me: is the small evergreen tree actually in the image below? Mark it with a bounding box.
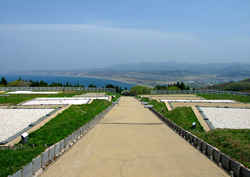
[89,84,96,88]
[180,82,186,90]
[0,77,8,86]
[105,84,115,88]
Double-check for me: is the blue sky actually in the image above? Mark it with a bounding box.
[0,0,250,71]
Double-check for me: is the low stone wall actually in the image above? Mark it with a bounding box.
[150,107,250,177]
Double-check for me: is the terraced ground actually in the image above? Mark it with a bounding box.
[40,97,228,177]
[1,92,250,176]
[147,94,250,169]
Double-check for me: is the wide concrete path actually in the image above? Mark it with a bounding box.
[41,97,229,177]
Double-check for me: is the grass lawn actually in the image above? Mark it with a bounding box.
[105,92,121,102]
[135,96,151,102]
[149,100,204,133]
[0,90,112,105]
[0,99,111,177]
[197,94,250,103]
[149,98,250,169]
[197,129,250,168]
[141,97,150,102]
[148,100,167,112]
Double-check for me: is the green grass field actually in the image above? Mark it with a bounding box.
[105,92,121,102]
[197,129,250,168]
[2,92,250,175]
[0,90,118,105]
[197,94,250,103]
[141,97,150,102]
[149,97,250,169]
[0,99,111,177]
[148,100,204,133]
[0,90,89,105]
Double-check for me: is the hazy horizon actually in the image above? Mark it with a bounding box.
[1,1,250,72]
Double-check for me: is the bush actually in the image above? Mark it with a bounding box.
[130,85,151,96]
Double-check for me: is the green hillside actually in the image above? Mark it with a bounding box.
[206,78,250,92]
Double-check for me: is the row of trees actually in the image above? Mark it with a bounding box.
[155,82,190,90]
[105,84,127,94]
[0,77,127,92]
[30,80,85,87]
[30,80,127,93]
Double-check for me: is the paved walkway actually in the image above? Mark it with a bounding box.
[41,97,229,177]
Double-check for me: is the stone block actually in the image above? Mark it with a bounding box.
[213,148,221,165]
[221,153,230,172]
[22,162,32,177]
[230,159,241,177]
[240,166,250,177]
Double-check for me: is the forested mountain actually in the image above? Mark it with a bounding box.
[4,62,250,78]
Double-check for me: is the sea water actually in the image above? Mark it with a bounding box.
[1,75,136,90]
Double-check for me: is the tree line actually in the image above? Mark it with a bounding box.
[155,82,190,90]
[0,77,127,94]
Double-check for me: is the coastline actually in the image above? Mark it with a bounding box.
[2,74,155,88]
[69,75,154,88]
[1,74,140,89]
[50,74,140,86]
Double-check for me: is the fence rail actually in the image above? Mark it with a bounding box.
[150,107,250,177]
[9,103,115,177]
[151,90,250,96]
[0,87,115,92]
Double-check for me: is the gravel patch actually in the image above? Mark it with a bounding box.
[0,108,54,141]
[22,100,89,105]
[171,102,250,109]
[21,97,108,105]
[200,107,250,129]
[161,99,236,103]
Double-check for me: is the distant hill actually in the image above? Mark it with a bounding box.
[6,61,250,78]
[216,70,250,78]
[100,62,250,73]
[206,78,250,92]
[242,78,250,82]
